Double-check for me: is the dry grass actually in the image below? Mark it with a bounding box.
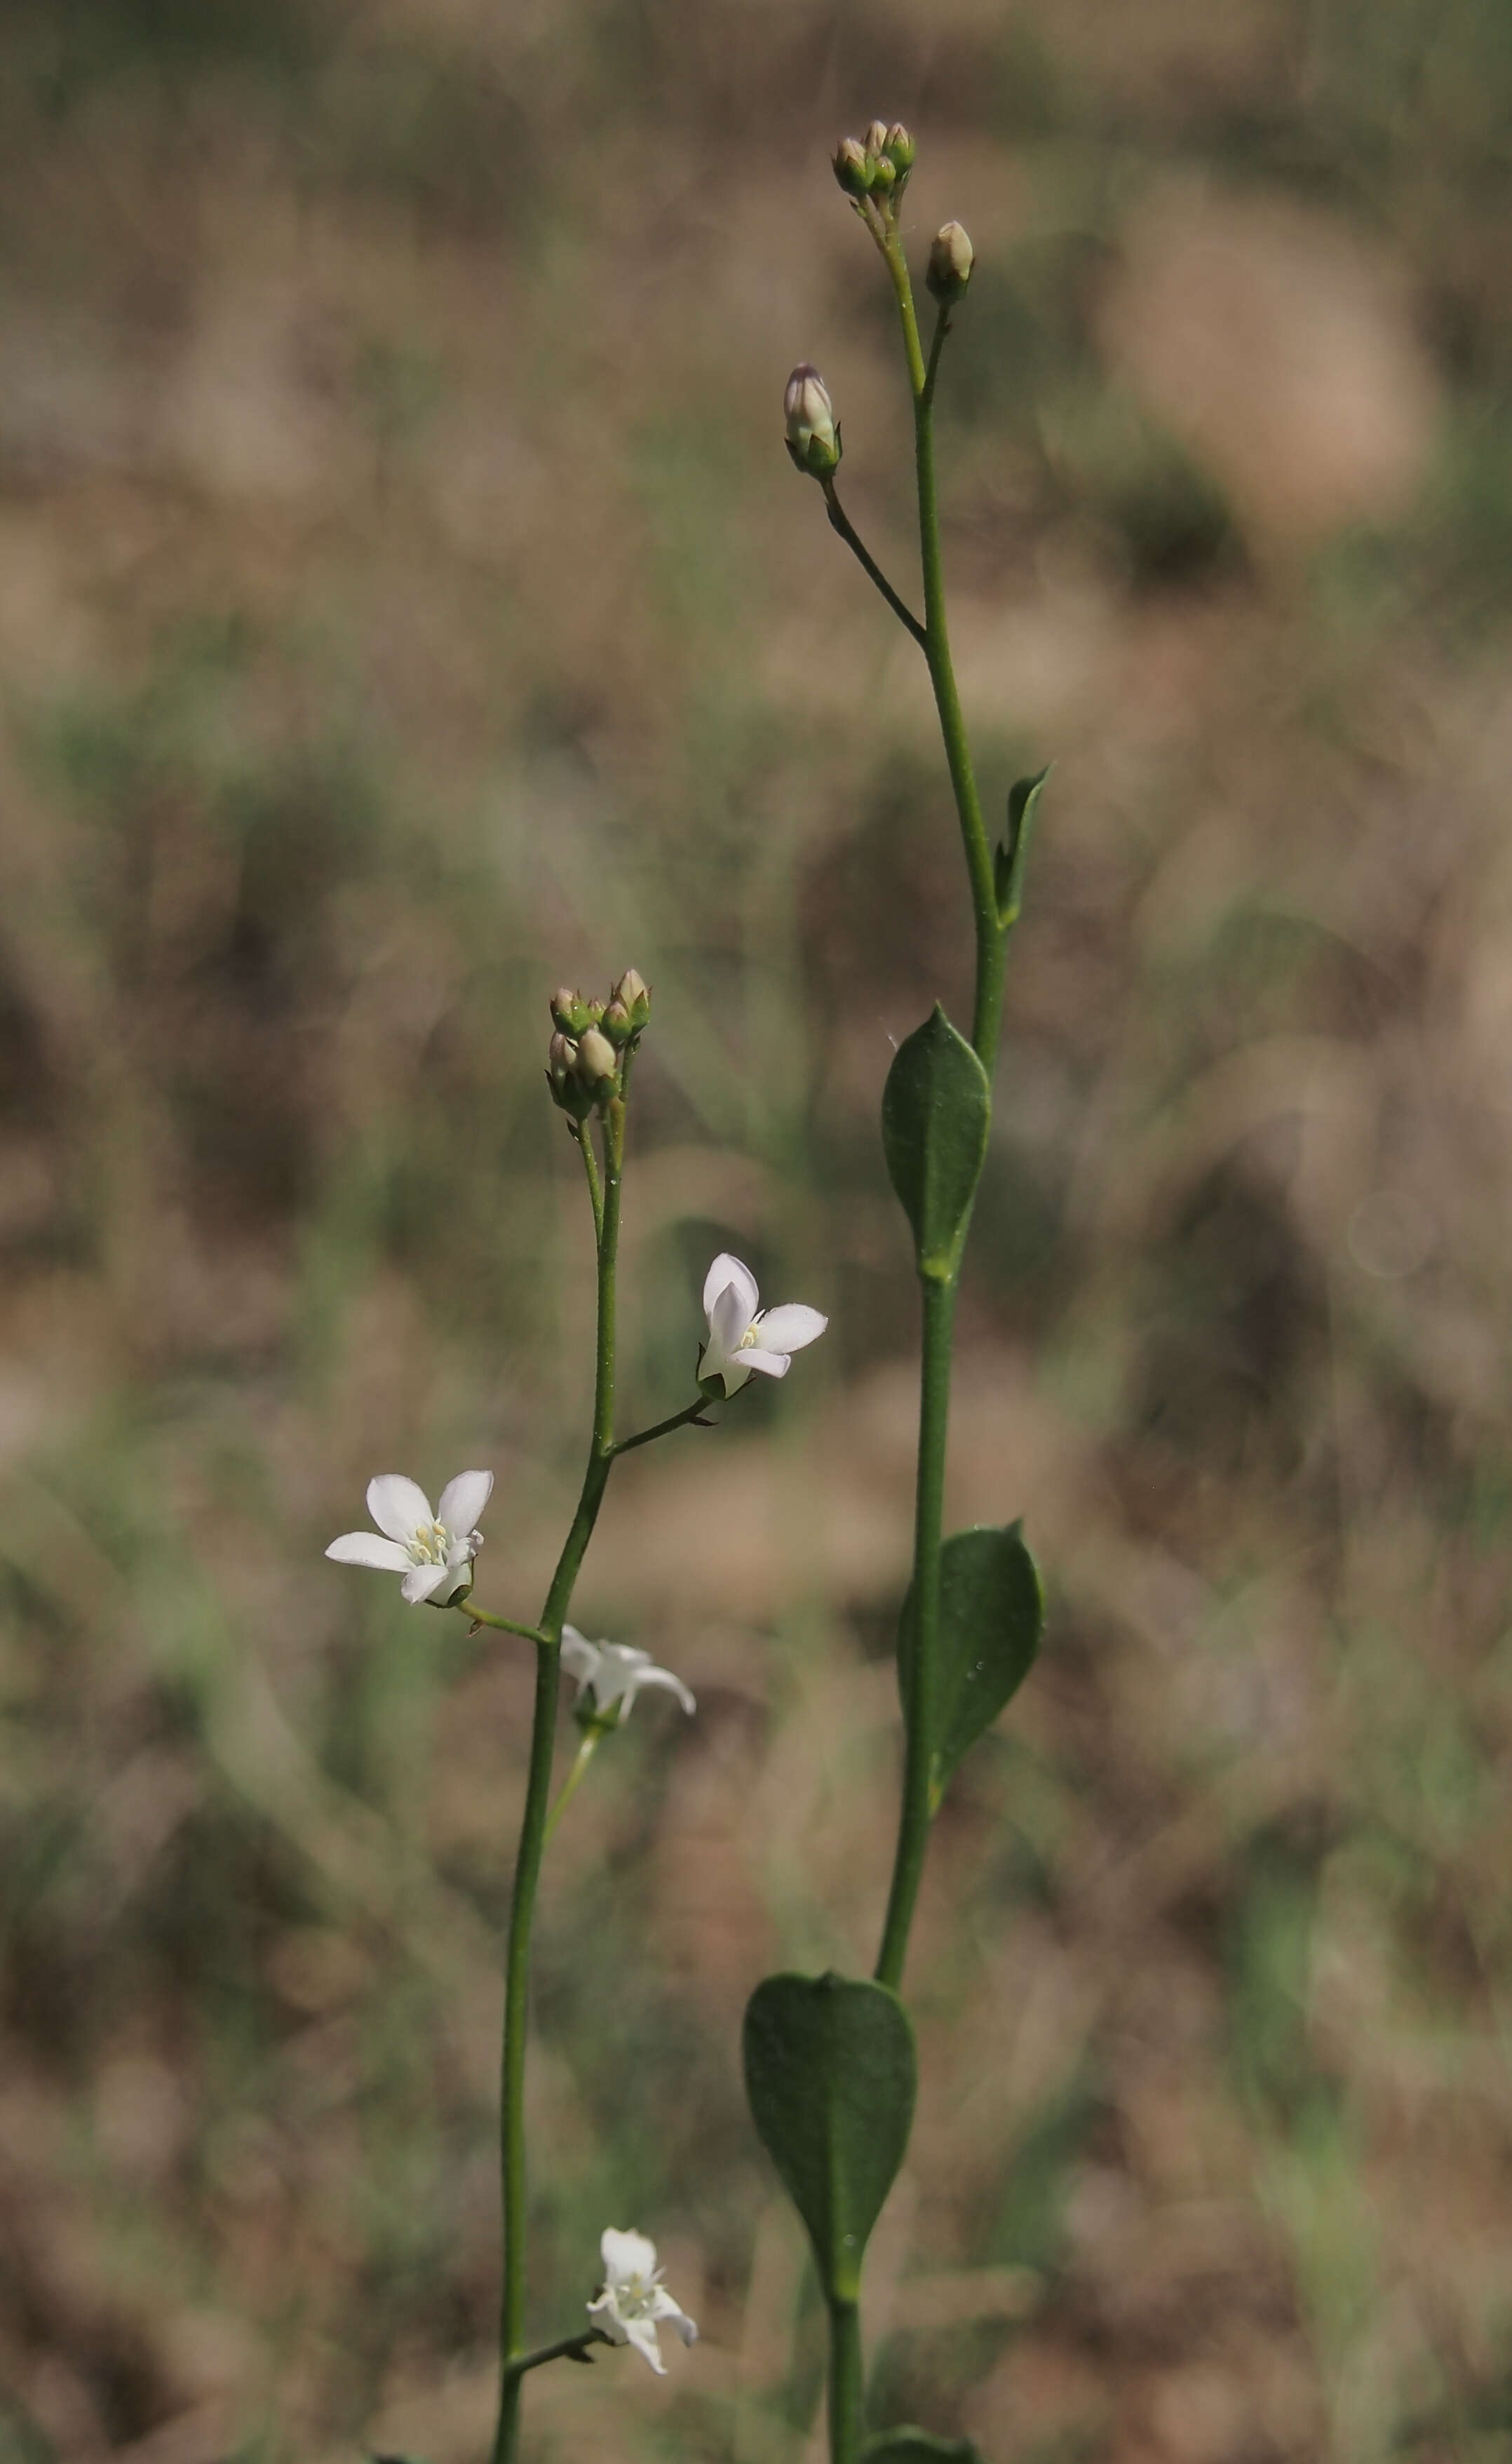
[3,2,1512,2458]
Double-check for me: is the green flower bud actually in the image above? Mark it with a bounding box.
[611,967,652,1032]
[863,118,890,158]
[884,122,915,173]
[784,363,841,482]
[868,152,896,194]
[601,996,633,1048]
[832,137,872,198]
[926,220,975,304]
[549,986,602,1036]
[575,1025,619,1090]
[546,1031,595,1122]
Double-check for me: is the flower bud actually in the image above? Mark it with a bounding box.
[863,118,889,158]
[600,996,633,1048]
[546,1031,595,1122]
[868,152,896,194]
[832,137,872,198]
[575,1026,618,1089]
[611,967,652,1032]
[549,986,601,1036]
[783,363,841,482]
[884,123,914,173]
[926,220,975,304]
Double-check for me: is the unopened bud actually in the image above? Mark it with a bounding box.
[601,997,633,1048]
[832,137,872,199]
[784,363,841,482]
[546,1031,594,1122]
[575,1026,618,1088]
[863,118,889,157]
[884,123,914,173]
[612,967,652,1031]
[926,220,975,304]
[549,985,600,1036]
[868,152,896,194]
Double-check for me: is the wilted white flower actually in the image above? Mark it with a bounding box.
[561,1627,696,1720]
[587,2228,698,2374]
[698,1253,827,1396]
[325,1471,492,1606]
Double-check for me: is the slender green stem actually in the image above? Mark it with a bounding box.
[574,1119,605,1244]
[821,480,927,649]
[544,1728,602,1846]
[459,1604,548,1644]
[493,1078,633,2464]
[825,2298,864,2464]
[879,250,1004,1069]
[610,1395,713,1457]
[504,2326,609,2381]
[875,1270,957,1989]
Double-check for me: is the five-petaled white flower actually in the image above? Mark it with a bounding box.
[561,1626,696,1721]
[698,1252,827,1396]
[588,2227,698,2374]
[325,1471,492,1606]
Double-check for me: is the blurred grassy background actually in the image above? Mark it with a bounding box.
[2,1,1511,2458]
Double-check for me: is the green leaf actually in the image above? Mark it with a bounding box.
[743,1972,917,2300]
[881,1006,990,1277]
[994,764,1050,928]
[862,2435,983,2464]
[898,1524,1044,1808]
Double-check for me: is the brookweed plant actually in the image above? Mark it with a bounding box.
[326,121,1047,2464]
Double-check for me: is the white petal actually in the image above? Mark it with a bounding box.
[402,1560,454,1605]
[623,2316,668,2374]
[325,1531,411,1572]
[753,1304,827,1354]
[740,1348,791,1379]
[560,1630,600,1691]
[601,2226,659,2283]
[630,1665,696,1717]
[438,1468,493,1534]
[367,1474,433,1543]
[586,2292,627,2345]
[647,2287,698,2343]
[709,1278,751,1361]
[702,1252,759,1325]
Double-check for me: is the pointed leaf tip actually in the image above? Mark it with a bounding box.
[995,764,1050,928]
[881,1008,990,1277]
[743,1971,916,2299]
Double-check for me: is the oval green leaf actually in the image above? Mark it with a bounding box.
[897,1524,1044,1809]
[743,1972,917,2301]
[862,2435,983,2464]
[881,1006,990,1278]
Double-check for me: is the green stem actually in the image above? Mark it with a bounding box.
[504,2326,609,2381]
[821,480,927,649]
[875,1270,957,1990]
[879,252,1004,1071]
[459,1604,548,1644]
[574,1119,605,1244]
[825,2298,864,2464]
[544,1728,602,1846]
[610,1395,713,1457]
[493,1082,631,2464]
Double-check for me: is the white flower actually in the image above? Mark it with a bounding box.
[587,2228,698,2374]
[561,1627,696,1720]
[325,1471,492,1606]
[698,1252,828,1396]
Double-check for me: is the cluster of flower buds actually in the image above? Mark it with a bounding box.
[926,219,975,304]
[832,119,914,204]
[784,363,839,481]
[546,969,651,1118]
